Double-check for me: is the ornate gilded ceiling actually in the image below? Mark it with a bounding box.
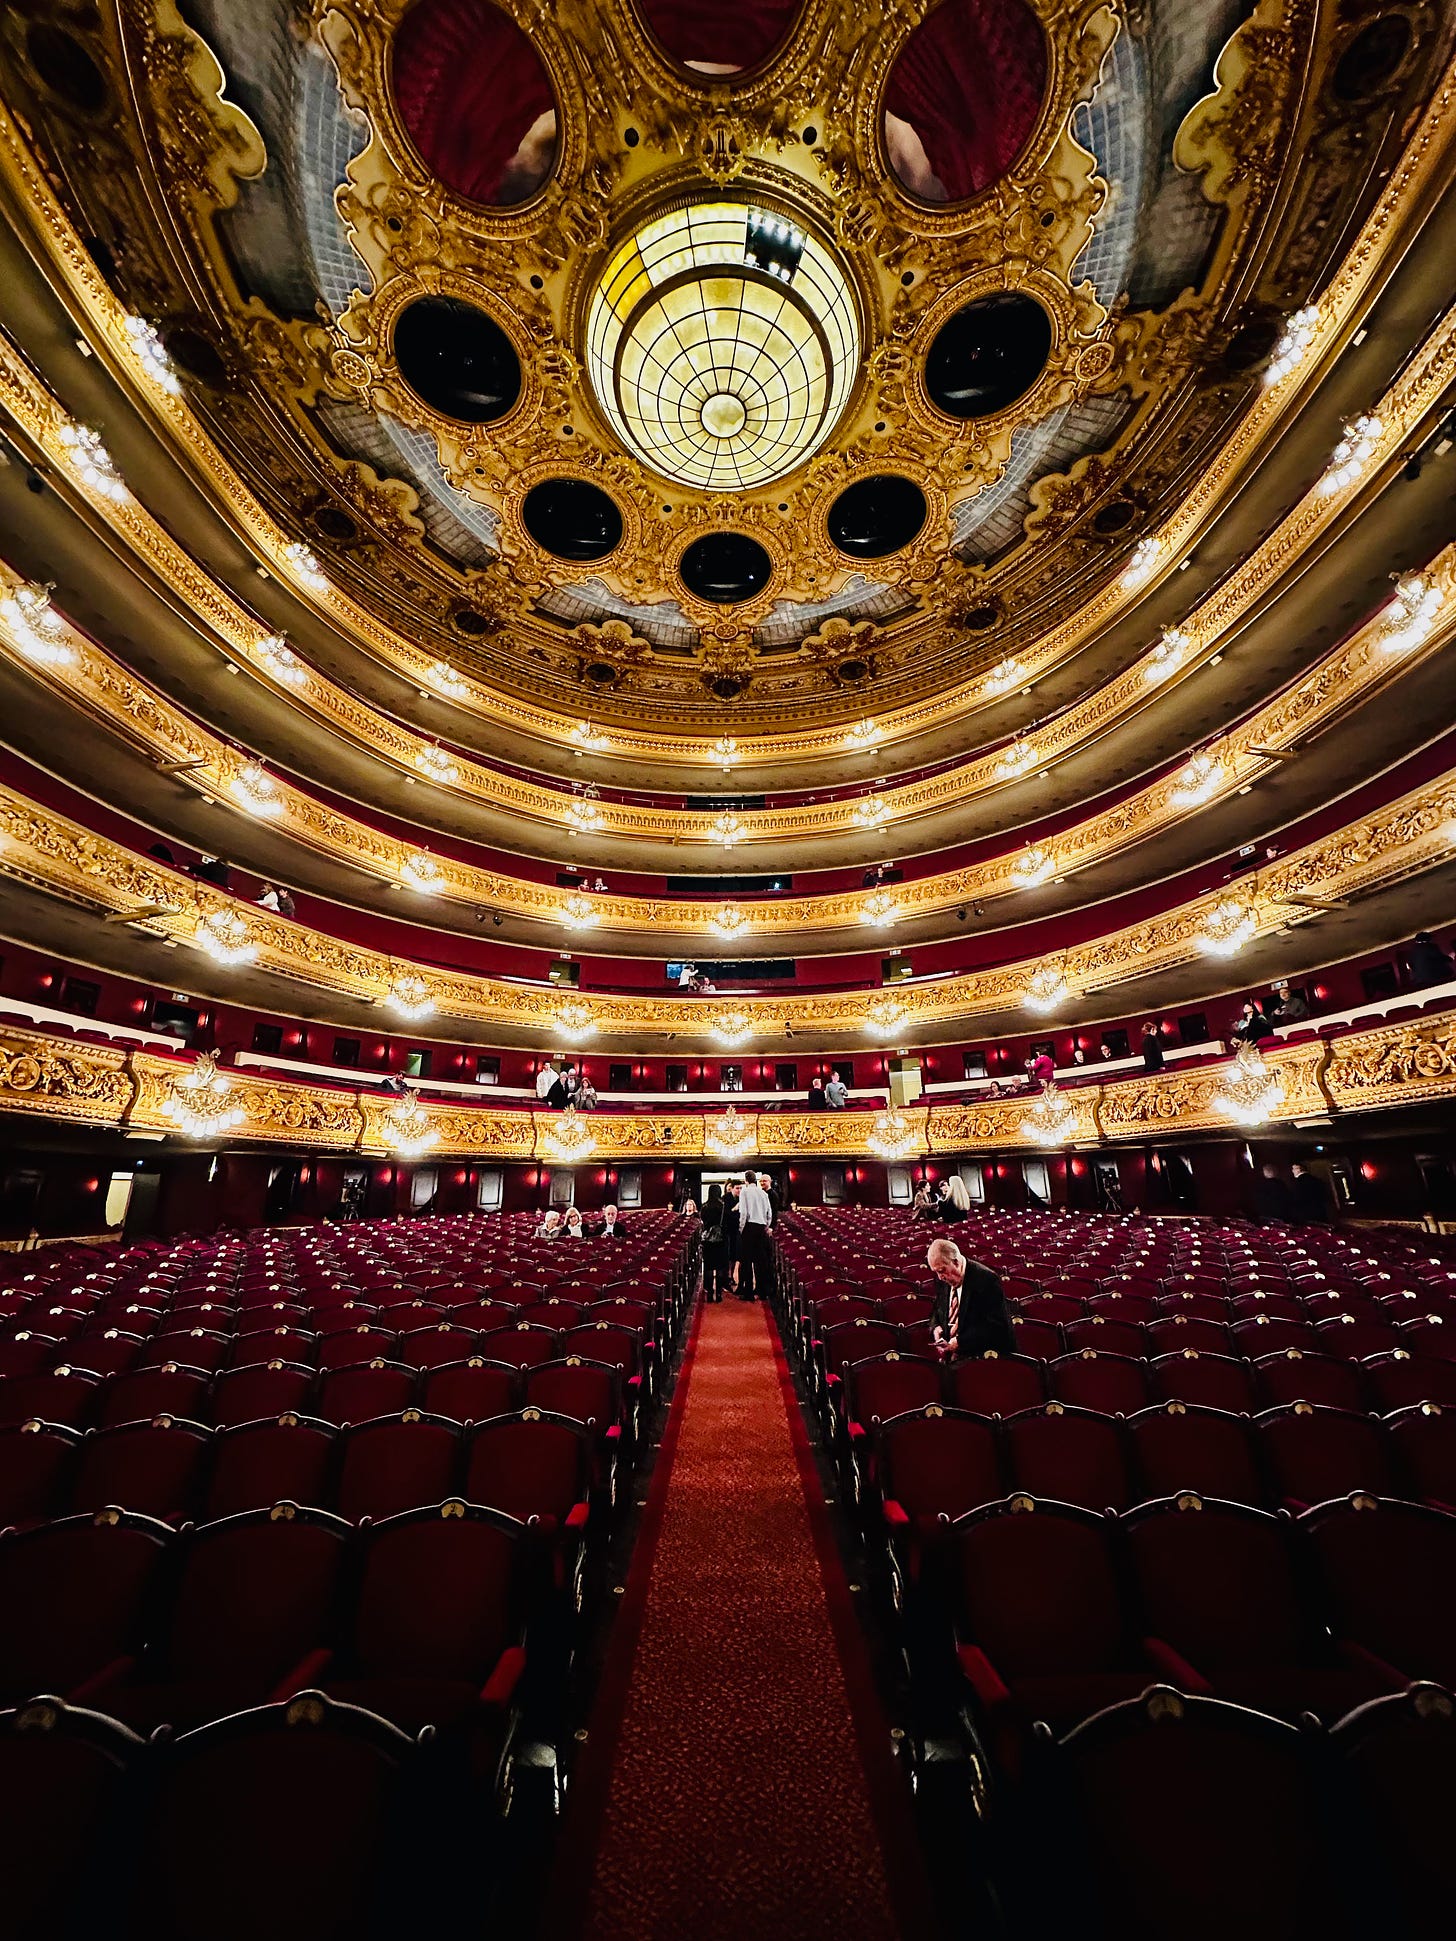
[0,0,1444,741]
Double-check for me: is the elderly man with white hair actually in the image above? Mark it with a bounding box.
[927,1237,1015,1361]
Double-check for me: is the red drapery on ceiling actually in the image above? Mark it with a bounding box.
[637,0,802,69]
[393,0,556,205]
[884,0,1047,200]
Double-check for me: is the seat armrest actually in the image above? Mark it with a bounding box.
[69,1655,136,1704]
[565,1499,590,1531]
[271,1647,333,1701]
[956,1643,1012,1709]
[882,1497,910,1527]
[479,1645,527,1711]
[1141,1635,1212,1694]
[1336,1636,1412,1686]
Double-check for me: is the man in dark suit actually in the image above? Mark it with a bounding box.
[927,1238,1015,1360]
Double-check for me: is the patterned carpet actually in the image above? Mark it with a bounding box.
[559,1298,929,1940]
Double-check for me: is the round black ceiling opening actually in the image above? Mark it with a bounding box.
[925,293,1052,419]
[522,479,623,561]
[827,475,927,559]
[393,297,521,423]
[679,534,773,605]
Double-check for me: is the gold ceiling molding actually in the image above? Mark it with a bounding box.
[2,1005,1453,1156]
[0,764,1452,1046]
[0,8,1448,743]
[2,544,1450,944]
[0,289,1454,853]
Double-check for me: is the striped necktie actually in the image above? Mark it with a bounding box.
[947,1286,960,1341]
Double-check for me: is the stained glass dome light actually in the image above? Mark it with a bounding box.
[586,201,860,491]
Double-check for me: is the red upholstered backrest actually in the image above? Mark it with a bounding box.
[353,1516,516,1680]
[1127,1406,1263,1508]
[205,1419,336,1520]
[336,1418,459,1523]
[1386,1403,1456,1507]
[1307,1500,1456,1682]
[0,1371,101,1429]
[209,1362,313,1428]
[97,1370,209,1431]
[166,1514,346,1683]
[957,1510,1125,1674]
[1253,1352,1367,1413]
[881,1412,1000,1522]
[1005,1409,1130,1513]
[68,1420,208,1522]
[423,1359,517,1425]
[0,1703,141,1933]
[1047,1353,1149,1415]
[0,1516,165,1701]
[466,1418,588,1523]
[1257,1406,1394,1507]
[0,1422,77,1525]
[950,1354,1044,1417]
[1127,1505,1305,1669]
[847,1355,943,1426]
[525,1360,619,1430]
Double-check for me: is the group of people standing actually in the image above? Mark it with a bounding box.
[699,1170,780,1301]
[911,1174,973,1221]
[534,1059,598,1111]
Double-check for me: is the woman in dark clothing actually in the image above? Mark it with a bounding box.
[722,1182,742,1294]
[1140,1022,1165,1071]
[1405,932,1455,989]
[700,1185,731,1303]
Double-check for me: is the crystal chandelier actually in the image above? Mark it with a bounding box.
[196,908,258,966]
[162,1051,246,1137]
[568,720,609,751]
[864,995,908,1038]
[1024,964,1069,1013]
[1197,898,1257,957]
[710,736,738,770]
[554,1001,597,1043]
[425,660,468,699]
[561,893,598,930]
[1020,1081,1076,1147]
[852,794,890,830]
[1122,535,1161,589]
[995,740,1037,779]
[983,657,1024,696]
[1263,306,1319,388]
[256,633,308,686]
[0,582,73,666]
[711,1009,754,1048]
[706,1104,756,1160]
[381,1085,438,1157]
[1145,627,1192,682]
[401,852,444,893]
[416,744,459,785]
[1012,846,1055,888]
[282,540,329,591]
[387,972,436,1020]
[58,423,127,501]
[1320,415,1383,496]
[232,760,282,818]
[860,890,899,928]
[543,1106,595,1161]
[1170,749,1224,807]
[710,904,747,938]
[867,1104,919,1160]
[1213,1044,1285,1127]
[708,811,746,847]
[1380,574,1442,654]
[124,315,182,396]
[845,719,880,748]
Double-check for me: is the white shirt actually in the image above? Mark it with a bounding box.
[738,1181,773,1228]
[535,1067,556,1100]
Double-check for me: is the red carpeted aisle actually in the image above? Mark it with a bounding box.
[555,1299,933,1940]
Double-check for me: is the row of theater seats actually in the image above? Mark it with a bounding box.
[773,1208,1456,1935]
[0,1213,699,1939]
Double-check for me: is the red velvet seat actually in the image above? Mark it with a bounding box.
[1154,1291,1229,1323]
[1151,1352,1255,1414]
[1330,1683,1456,1932]
[0,1420,81,1529]
[143,1692,419,1941]
[1304,1496,1456,1688]
[67,1417,210,1523]
[1127,1403,1263,1508]
[423,1358,518,1425]
[204,1415,337,1520]
[324,1505,526,1740]
[145,1330,232,1374]
[0,1333,64,1378]
[877,1407,1003,1551]
[1004,1405,1130,1513]
[316,1327,398,1371]
[0,1368,101,1429]
[209,1360,314,1428]
[1256,1404,1395,1512]
[0,1696,144,1939]
[232,1327,316,1369]
[842,1353,943,1433]
[0,1511,170,1706]
[952,1500,1149,1739]
[1062,1315,1145,1358]
[104,1507,349,1732]
[1047,1351,1150,1415]
[1051,1689,1346,1941]
[524,1358,622,1437]
[96,1367,210,1430]
[1125,1497,1396,1722]
[1385,1402,1456,1510]
[1253,1350,1367,1413]
[315,1361,417,1428]
[335,1413,460,1523]
[477,1325,559,1370]
[1396,1315,1456,1361]
[1363,1353,1456,1412]
[1008,1316,1062,1360]
[1145,1315,1233,1358]
[1313,1314,1399,1360]
[949,1354,1045,1417]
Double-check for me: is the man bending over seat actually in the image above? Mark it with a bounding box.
[927,1238,1015,1360]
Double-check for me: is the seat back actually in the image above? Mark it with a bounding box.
[1047,1352,1149,1415]
[0,1420,81,1527]
[955,1503,1126,1675]
[165,1508,349,1686]
[204,1416,337,1520]
[422,1358,518,1425]
[1004,1406,1130,1512]
[1305,1497,1456,1686]
[1256,1405,1394,1510]
[350,1508,521,1684]
[465,1413,592,1525]
[1330,1684,1456,1929]
[315,1362,418,1428]
[1386,1402,1456,1510]
[1127,1404,1263,1508]
[878,1409,1001,1523]
[0,1696,143,1936]
[948,1354,1044,1417]
[0,1512,169,1703]
[68,1418,210,1522]
[1126,1499,1308,1671]
[525,1359,621,1430]
[208,1362,313,1429]
[844,1354,943,1427]
[336,1414,460,1523]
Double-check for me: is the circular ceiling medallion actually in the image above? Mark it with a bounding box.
[679,533,773,604]
[522,479,624,561]
[393,296,521,423]
[925,293,1052,419]
[586,200,860,491]
[827,475,928,559]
